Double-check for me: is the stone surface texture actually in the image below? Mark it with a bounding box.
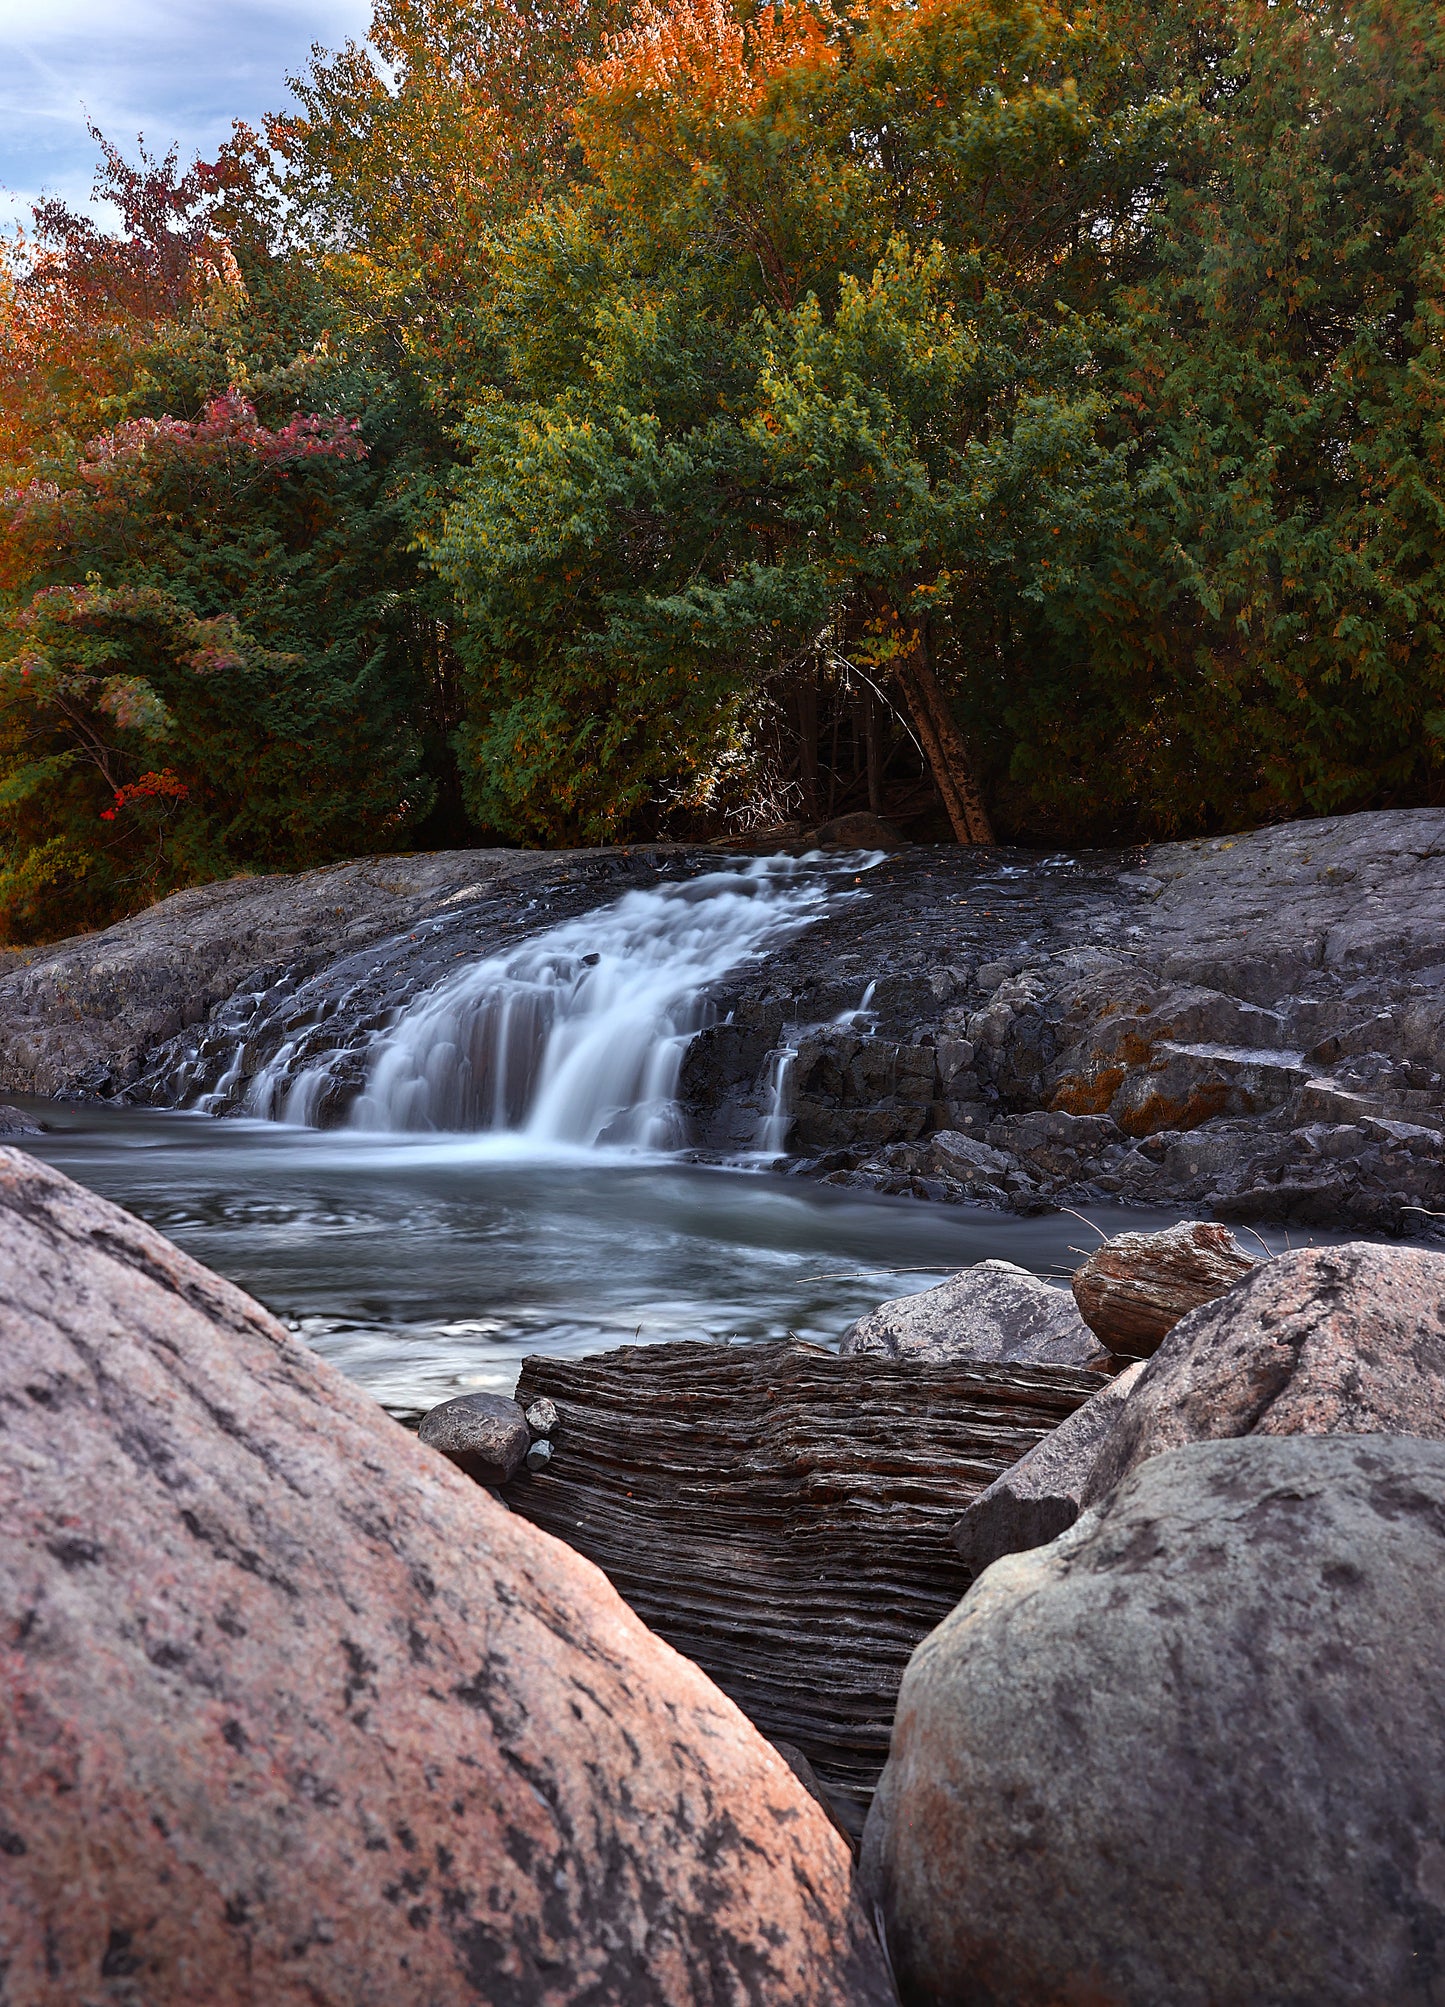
[862,1434,1445,2007]
[1083,1240,1445,1505]
[950,1360,1146,1573]
[682,806,1445,1231]
[507,1341,1103,1835]
[0,1149,891,2006]
[418,1391,531,1484]
[840,1260,1108,1369]
[1070,1220,1258,1358]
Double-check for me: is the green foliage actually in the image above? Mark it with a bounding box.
[435,224,1129,836]
[8,0,1445,936]
[431,0,1158,837]
[998,0,1445,834]
[0,138,453,939]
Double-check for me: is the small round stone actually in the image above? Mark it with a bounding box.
[524,1397,559,1438]
[418,1393,530,1485]
[524,1438,554,1473]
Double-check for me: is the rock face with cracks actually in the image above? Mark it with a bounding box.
[862,1434,1445,2007]
[1083,1239,1445,1505]
[0,1148,892,2007]
[840,1259,1108,1369]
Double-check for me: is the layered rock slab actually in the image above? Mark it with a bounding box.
[862,1435,1445,2006]
[0,1149,891,2006]
[507,1341,1105,1834]
[1083,1240,1445,1504]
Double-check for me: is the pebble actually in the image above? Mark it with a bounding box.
[418,1392,530,1485]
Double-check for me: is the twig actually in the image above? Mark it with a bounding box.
[1055,1205,1110,1242]
[1232,1224,1277,1261]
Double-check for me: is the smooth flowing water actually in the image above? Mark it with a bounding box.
[11,856,1337,1418]
[18,1100,1323,1420]
[245,857,842,1139]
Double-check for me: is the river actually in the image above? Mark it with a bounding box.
[10,857,1325,1416]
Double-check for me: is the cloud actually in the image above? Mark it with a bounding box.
[0,0,373,228]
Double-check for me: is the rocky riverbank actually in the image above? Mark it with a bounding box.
[7,1150,1445,2003]
[682,806,1445,1232]
[2,806,1443,1233]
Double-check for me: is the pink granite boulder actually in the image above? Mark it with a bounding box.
[0,1148,891,2006]
[1083,1239,1445,1504]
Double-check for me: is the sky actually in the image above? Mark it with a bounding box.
[0,0,373,231]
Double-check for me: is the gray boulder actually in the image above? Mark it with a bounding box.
[419,1390,531,1484]
[863,1434,1445,2006]
[951,1360,1145,1573]
[1083,1240,1445,1506]
[841,1259,1109,1369]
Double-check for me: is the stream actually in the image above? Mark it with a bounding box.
[10,857,1332,1417]
[17,1100,1191,1418]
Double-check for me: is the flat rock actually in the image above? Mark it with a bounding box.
[0,1149,891,2005]
[1070,1220,1258,1358]
[862,1435,1445,2005]
[1084,1240,1445,1504]
[841,1259,1109,1369]
[950,1360,1146,1573]
[419,1391,530,1484]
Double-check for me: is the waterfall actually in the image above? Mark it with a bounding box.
[754,1046,798,1155]
[281,858,850,1146]
[753,979,878,1156]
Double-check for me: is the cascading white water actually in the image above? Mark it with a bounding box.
[321,858,843,1145]
[754,1046,798,1155]
[752,979,879,1155]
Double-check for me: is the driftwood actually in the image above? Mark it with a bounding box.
[506,1339,1104,1834]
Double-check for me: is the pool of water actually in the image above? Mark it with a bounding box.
[9,1098,1337,1419]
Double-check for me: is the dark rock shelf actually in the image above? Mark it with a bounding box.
[5,806,1445,1234]
[504,1339,1105,1835]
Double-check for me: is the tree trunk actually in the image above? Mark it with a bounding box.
[893,623,993,845]
[793,674,820,822]
[853,685,882,812]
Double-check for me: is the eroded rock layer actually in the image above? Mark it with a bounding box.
[504,1340,1105,1834]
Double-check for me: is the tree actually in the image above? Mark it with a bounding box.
[0,137,446,939]
[431,0,1164,840]
[1006,0,1445,835]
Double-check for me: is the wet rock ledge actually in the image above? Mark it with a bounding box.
[2,805,1443,1232]
[683,805,1445,1231]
